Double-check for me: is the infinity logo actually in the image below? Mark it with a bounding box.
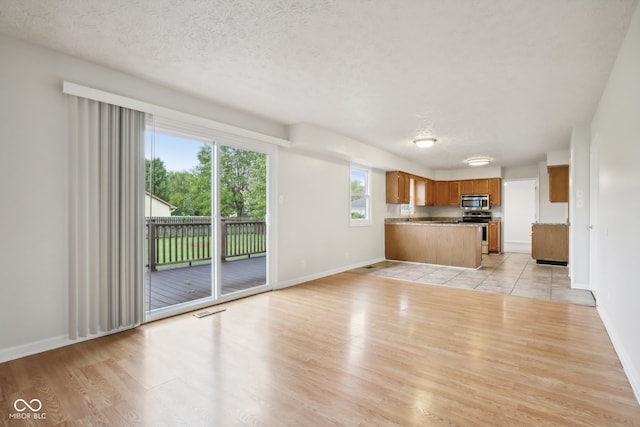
[14,398,42,412]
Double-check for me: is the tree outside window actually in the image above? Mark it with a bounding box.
[350,165,371,226]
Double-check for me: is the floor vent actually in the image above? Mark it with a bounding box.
[193,308,226,318]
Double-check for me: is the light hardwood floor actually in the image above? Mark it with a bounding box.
[1,273,639,426]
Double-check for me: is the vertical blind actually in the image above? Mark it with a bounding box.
[67,95,145,339]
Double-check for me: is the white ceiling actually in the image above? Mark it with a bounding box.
[0,0,637,169]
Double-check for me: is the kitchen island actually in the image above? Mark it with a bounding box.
[531,223,569,265]
[385,222,482,268]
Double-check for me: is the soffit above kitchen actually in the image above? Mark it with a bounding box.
[0,0,636,169]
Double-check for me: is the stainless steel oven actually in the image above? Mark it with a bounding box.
[461,211,491,254]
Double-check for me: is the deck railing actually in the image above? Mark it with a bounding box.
[146,217,266,270]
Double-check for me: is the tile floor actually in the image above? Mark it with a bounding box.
[350,252,596,306]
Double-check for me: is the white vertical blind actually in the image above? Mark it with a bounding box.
[67,95,145,339]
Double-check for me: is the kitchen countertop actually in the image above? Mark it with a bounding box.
[385,217,459,223]
[387,221,481,227]
[386,216,501,224]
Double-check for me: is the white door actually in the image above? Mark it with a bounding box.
[503,179,537,253]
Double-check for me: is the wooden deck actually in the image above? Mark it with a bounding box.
[145,256,266,310]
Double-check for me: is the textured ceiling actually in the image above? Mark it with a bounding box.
[0,0,637,169]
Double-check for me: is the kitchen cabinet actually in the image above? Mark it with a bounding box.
[548,165,569,202]
[385,223,482,268]
[414,178,435,206]
[386,171,410,204]
[435,181,449,206]
[448,181,460,206]
[488,221,500,253]
[475,179,489,194]
[425,179,434,206]
[459,178,498,203]
[385,170,501,207]
[488,178,501,206]
[414,178,427,206]
[459,180,474,195]
[532,223,568,263]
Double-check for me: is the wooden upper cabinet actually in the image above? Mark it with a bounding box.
[448,181,460,206]
[548,165,569,203]
[386,171,411,204]
[459,179,490,196]
[425,179,435,206]
[435,181,449,206]
[386,171,501,207]
[459,180,474,195]
[488,178,501,206]
[414,178,426,206]
[414,178,435,206]
[475,179,489,194]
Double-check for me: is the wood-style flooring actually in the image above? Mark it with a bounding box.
[1,273,639,426]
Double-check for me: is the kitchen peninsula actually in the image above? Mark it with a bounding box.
[385,220,483,268]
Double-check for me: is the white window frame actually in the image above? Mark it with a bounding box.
[349,164,372,226]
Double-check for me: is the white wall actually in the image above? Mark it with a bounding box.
[276,149,386,287]
[0,34,384,360]
[289,123,433,177]
[537,161,569,223]
[569,126,590,289]
[502,164,538,180]
[0,37,69,356]
[434,166,502,181]
[590,1,640,401]
[547,149,570,166]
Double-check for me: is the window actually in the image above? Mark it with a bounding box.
[350,165,371,226]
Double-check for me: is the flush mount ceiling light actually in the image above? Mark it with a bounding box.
[466,157,491,166]
[413,137,437,148]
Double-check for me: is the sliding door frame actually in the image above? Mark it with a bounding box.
[144,122,278,323]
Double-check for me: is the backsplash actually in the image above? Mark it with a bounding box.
[385,204,503,219]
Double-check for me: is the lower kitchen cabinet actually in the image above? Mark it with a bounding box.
[385,223,482,268]
[488,221,500,253]
[531,223,568,264]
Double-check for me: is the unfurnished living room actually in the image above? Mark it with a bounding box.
[1,1,640,425]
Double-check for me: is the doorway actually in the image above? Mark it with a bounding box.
[503,179,537,253]
[144,121,271,320]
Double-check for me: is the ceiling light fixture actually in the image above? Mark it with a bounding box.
[466,157,491,166]
[413,137,437,148]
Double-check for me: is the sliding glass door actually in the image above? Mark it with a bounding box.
[144,121,270,319]
[218,145,268,295]
[145,132,214,313]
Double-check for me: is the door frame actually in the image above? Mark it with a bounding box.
[589,133,599,301]
[144,124,278,323]
[502,178,538,253]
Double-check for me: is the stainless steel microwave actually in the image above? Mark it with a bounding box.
[460,194,490,210]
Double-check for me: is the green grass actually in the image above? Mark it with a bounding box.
[146,233,266,269]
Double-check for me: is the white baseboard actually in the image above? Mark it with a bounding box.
[0,329,129,364]
[275,257,386,290]
[571,281,590,290]
[0,334,71,364]
[597,305,640,404]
